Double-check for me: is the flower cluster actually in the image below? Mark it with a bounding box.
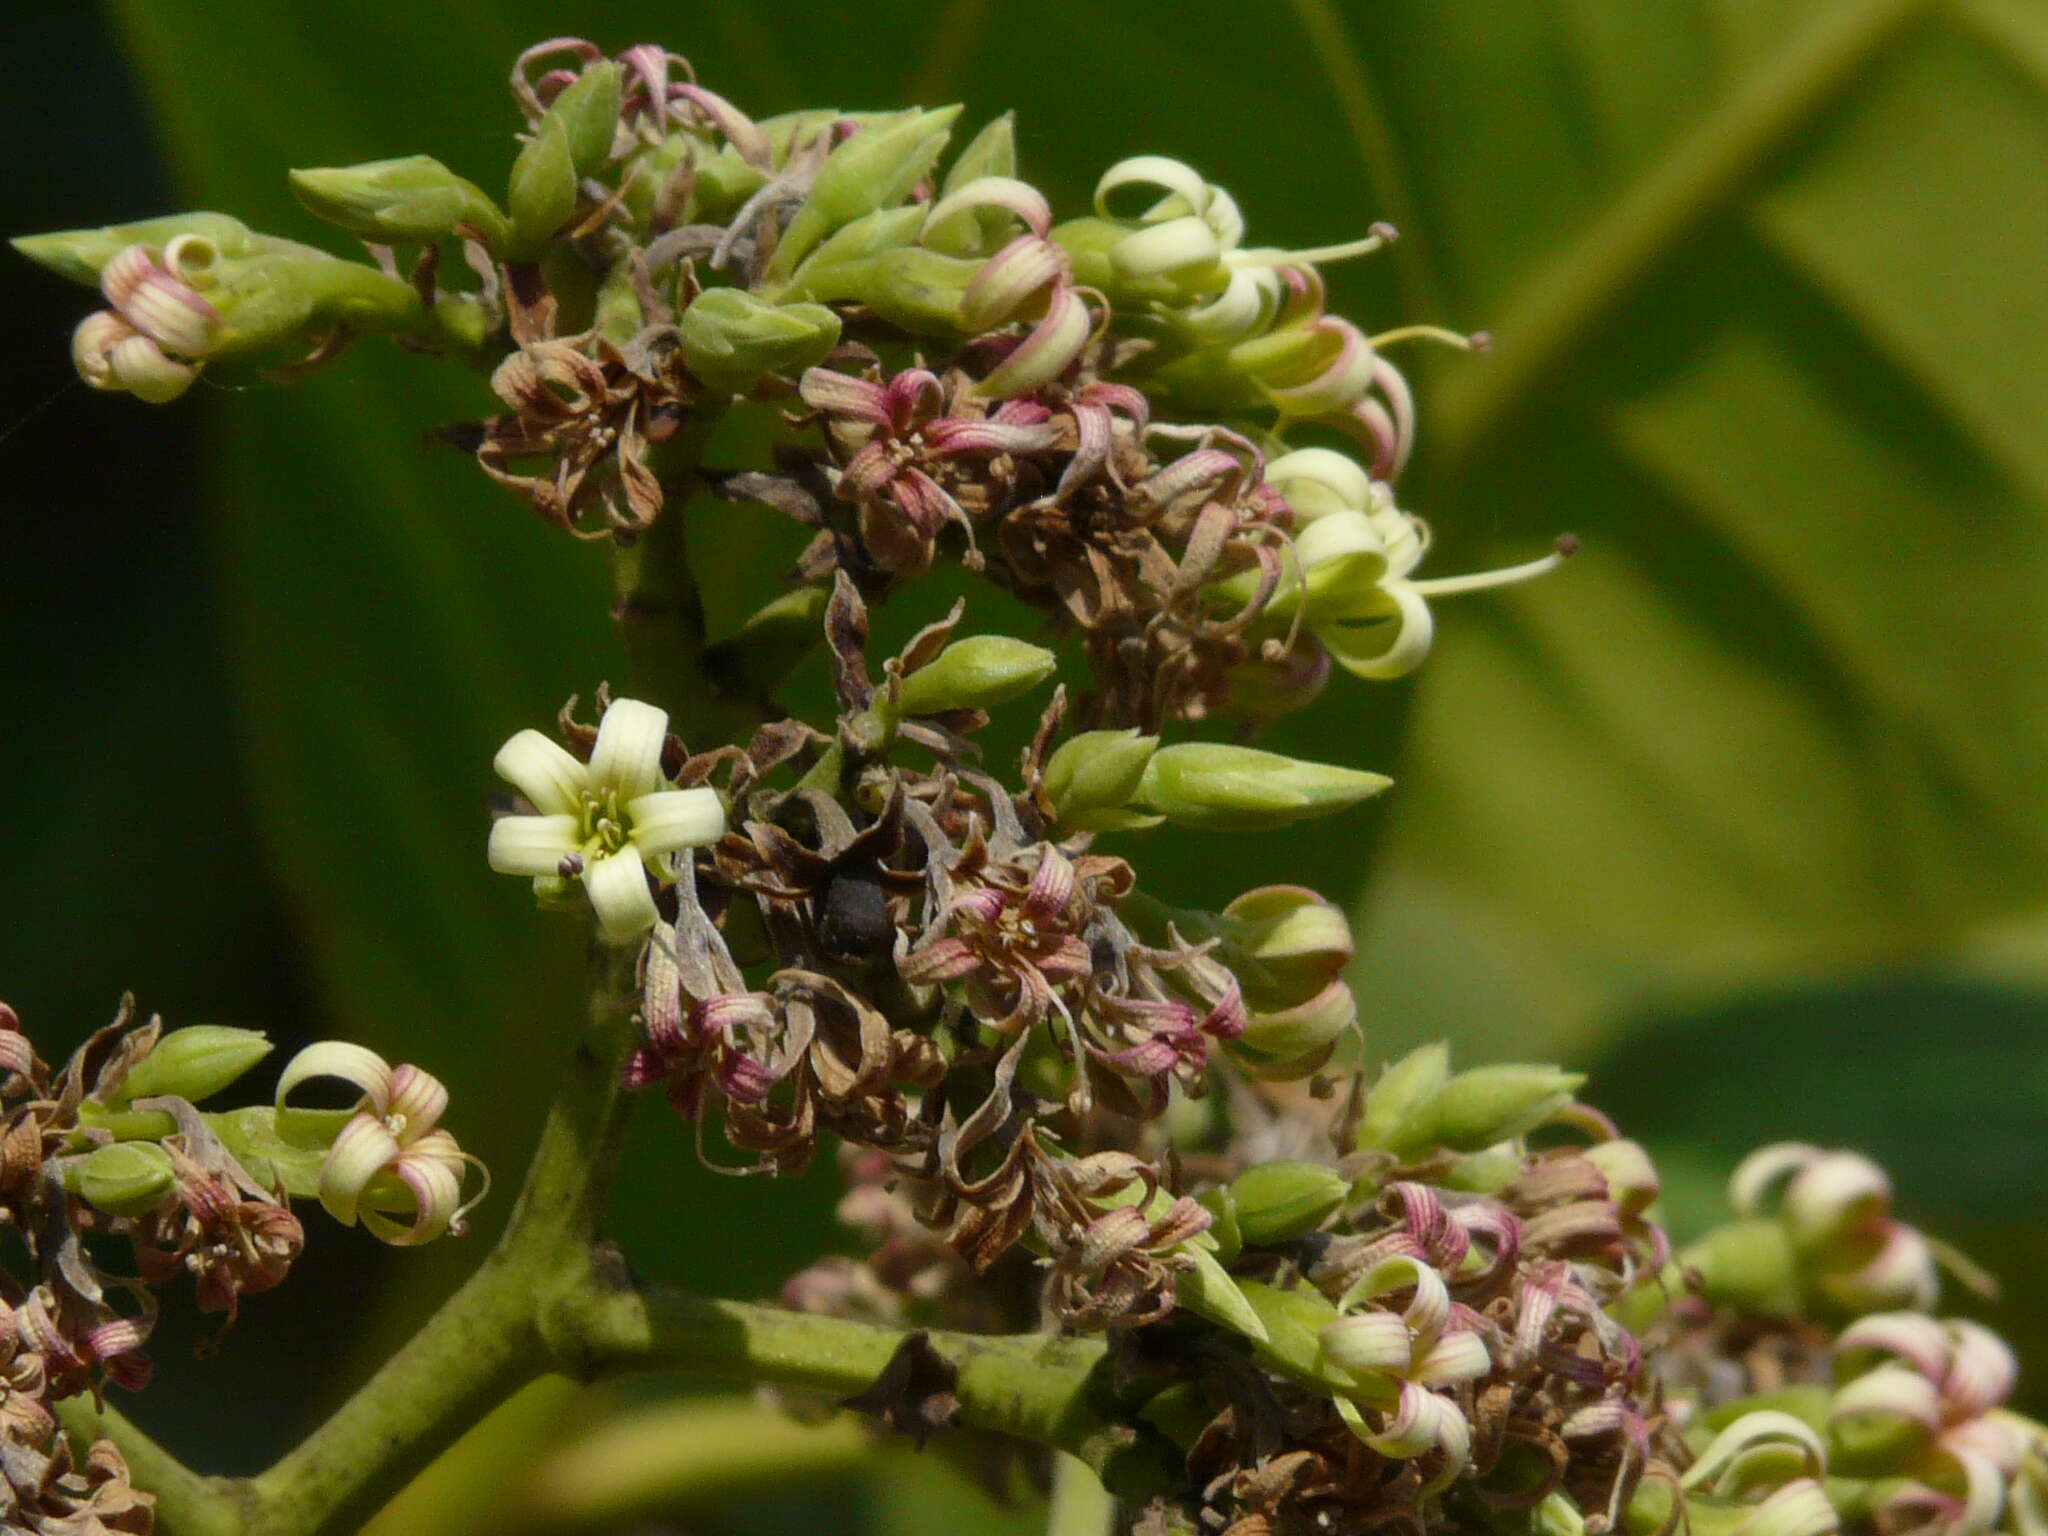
[20,37,1569,735]
[0,997,483,1533]
[16,35,2040,1536]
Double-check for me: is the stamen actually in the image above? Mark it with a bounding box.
[1235,222,1398,270]
[1368,324,1488,353]
[1408,535,1577,598]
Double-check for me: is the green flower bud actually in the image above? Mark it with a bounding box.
[924,113,1019,255]
[1176,1247,1269,1344]
[1356,1042,1450,1152]
[70,1141,176,1217]
[1423,1064,1583,1154]
[1194,1185,1242,1262]
[1234,1279,1357,1393]
[1223,885,1354,1007]
[893,635,1056,717]
[768,106,964,280]
[1041,730,1160,831]
[1136,743,1389,831]
[1683,1219,1805,1319]
[1227,1161,1348,1247]
[289,157,511,249]
[507,114,580,255]
[13,212,266,286]
[789,204,930,279]
[790,243,982,335]
[941,112,1018,192]
[679,288,841,395]
[114,1024,272,1106]
[1224,981,1356,1080]
[550,61,623,175]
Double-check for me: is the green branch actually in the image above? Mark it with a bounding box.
[549,1280,1177,1501]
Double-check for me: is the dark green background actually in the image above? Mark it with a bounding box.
[3,2,2044,1530]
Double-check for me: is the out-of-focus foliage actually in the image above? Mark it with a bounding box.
[1,0,2040,1526]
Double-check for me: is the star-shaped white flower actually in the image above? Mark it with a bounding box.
[487,697,726,943]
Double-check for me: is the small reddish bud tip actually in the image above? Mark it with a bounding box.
[558,852,586,877]
[1369,221,1400,244]
[1553,533,1581,558]
[1465,330,1493,354]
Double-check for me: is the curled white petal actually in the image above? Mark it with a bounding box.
[1732,1481,1840,1536]
[1319,1311,1411,1378]
[1781,1151,1891,1247]
[71,312,137,391]
[107,334,200,403]
[319,1111,402,1227]
[1948,1321,2019,1419]
[488,814,583,876]
[1323,581,1435,681]
[627,786,726,862]
[923,175,1051,239]
[1095,155,1215,223]
[361,1151,463,1247]
[1838,1311,1954,1380]
[384,1063,450,1141]
[1681,1411,1829,1495]
[1730,1143,1822,1217]
[1339,1254,1451,1352]
[277,1040,396,1117]
[1831,1364,1942,1431]
[1109,215,1222,280]
[1415,1329,1492,1387]
[589,697,670,800]
[584,848,659,943]
[1267,447,1372,521]
[493,728,589,813]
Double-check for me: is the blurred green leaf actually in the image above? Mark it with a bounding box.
[1302,0,2048,1059]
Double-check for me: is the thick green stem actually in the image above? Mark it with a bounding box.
[551,1281,1177,1500]
[237,945,643,1536]
[56,1399,248,1536]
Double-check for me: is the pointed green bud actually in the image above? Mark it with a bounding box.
[1683,1219,1804,1319]
[942,113,1018,192]
[791,204,930,276]
[769,106,964,279]
[290,157,511,250]
[924,114,1019,254]
[1136,743,1389,831]
[1228,1161,1348,1247]
[1234,1279,1359,1394]
[680,288,841,395]
[1356,1042,1450,1152]
[893,635,1056,717]
[550,62,623,175]
[70,1141,176,1217]
[115,1024,272,1106]
[1042,730,1160,831]
[1421,1064,1584,1154]
[1225,983,1356,1080]
[1176,1247,1269,1344]
[1194,1186,1242,1263]
[12,213,264,285]
[507,114,580,255]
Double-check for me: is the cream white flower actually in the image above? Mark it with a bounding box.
[1219,450,1572,681]
[487,697,726,943]
[1090,156,1393,344]
[276,1042,487,1247]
